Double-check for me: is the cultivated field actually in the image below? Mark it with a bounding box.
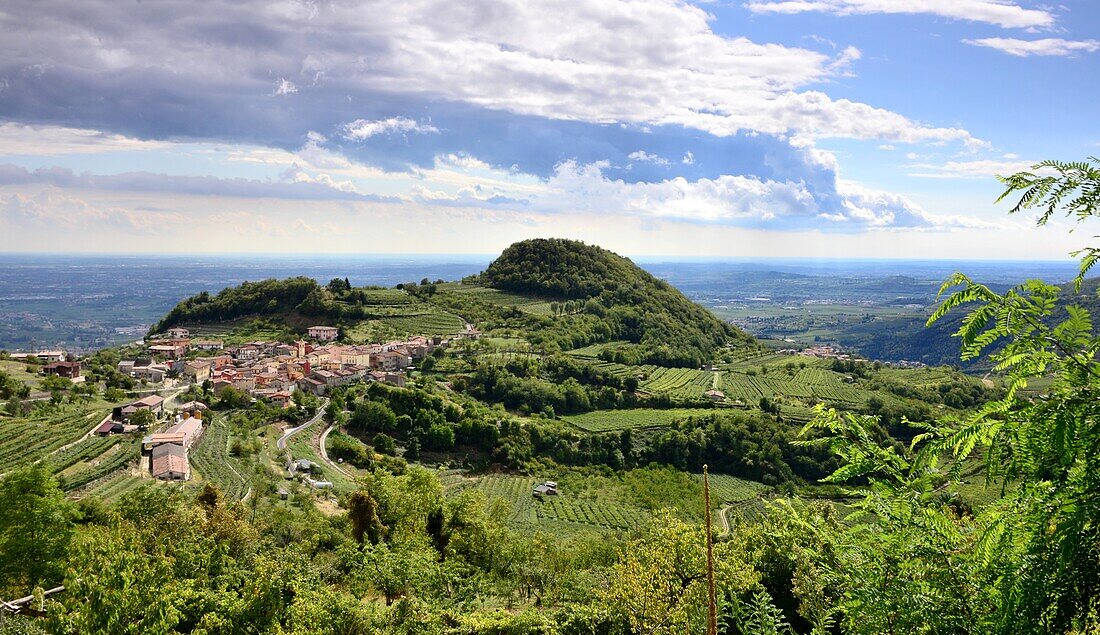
[0,406,109,471]
[190,417,251,501]
[442,285,558,315]
[562,408,716,432]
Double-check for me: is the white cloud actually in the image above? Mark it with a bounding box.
[0,0,988,147]
[342,117,439,141]
[744,0,1055,29]
[908,158,1035,178]
[0,123,170,156]
[534,160,991,230]
[682,151,695,165]
[0,189,181,231]
[628,150,671,166]
[834,179,995,229]
[273,78,298,96]
[542,160,815,223]
[963,37,1100,57]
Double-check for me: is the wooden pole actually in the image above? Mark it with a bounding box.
[704,464,717,635]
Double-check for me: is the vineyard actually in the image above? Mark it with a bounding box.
[42,435,123,475]
[56,442,140,492]
[182,319,297,345]
[639,367,714,399]
[346,308,465,342]
[444,285,557,316]
[457,468,735,533]
[0,407,106,471]
[190,417,251,501]
[79,471,150,503]
[463,474,650,531]
[562,408,715,432]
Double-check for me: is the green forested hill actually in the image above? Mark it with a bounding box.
[152,239,757,366]
[481,238,756,366]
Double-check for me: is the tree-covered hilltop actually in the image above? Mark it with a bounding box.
[151,239,756,366]
[481,238,756,366]
[151,277,448,336]
[152,277,321,333]
[483,238,650,299]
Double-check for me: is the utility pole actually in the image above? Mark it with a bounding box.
[704,464,717,635]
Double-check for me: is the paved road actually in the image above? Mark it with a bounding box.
[277,398,329,450]
[318,423,354,478]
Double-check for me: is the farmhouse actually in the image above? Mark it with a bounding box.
[120,394,165,420]
[532,481,559,498]
[308,325,339,341]
[192,339,224,351]
[42,360,81,379]
[151,443,189,480]
[371,350,410,371]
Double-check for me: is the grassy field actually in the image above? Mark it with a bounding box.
[278,422,357,492]
[562,408,716,432]
[0,359,44,391]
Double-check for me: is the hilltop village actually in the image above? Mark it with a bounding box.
[99,324,481,482]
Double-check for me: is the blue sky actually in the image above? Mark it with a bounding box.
[0,0,1096,258]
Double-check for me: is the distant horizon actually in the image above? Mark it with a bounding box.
[0,251,1081,265]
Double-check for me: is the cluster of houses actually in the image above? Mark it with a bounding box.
[117,326,477,407]
[7,350,85,382]
[775,344,856,360]
[143,406,207,480]
[92,392,207,480]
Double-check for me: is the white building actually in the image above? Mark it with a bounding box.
[307,326,339,341]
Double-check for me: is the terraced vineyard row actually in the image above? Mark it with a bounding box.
[58,443,140,492]
[446,286,557,315]
[380,311,465,334]
[563,408,715,432]
[42,435,123,475]
[191,418,250,501]
[354,288,416,305]
[466,474,541,524]
[795,367,847,385]
[0,409,105,470]
[698,473,768,505]
[536,498,646,530]
[465,473,657,532]
[80,471,149,503]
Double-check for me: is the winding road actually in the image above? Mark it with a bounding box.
[277,398,329,451]
[318,423,354,478]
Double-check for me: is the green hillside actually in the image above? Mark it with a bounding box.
[481,238,757,366]
[151,239,757,367]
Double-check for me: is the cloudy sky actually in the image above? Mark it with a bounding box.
[0,0,1096,258]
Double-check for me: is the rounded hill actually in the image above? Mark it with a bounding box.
[481,238,757,366]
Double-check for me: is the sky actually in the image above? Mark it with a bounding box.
[0,0,1097,259]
